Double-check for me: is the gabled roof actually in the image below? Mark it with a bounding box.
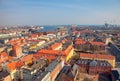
[6,61,23,71]
[90,42,105,46]
[29,34,38,37]
[46,58,61,72]
[39,49,64,55]
[39,43,73,56]
[76,59,111,67]
[75,41,86,45]
[50,43,62,50]
[27,40,42,43]
[0,52,8,58]
[20,54,33,62]
[67,64,78,78]
[75,38,86,45]
[6,61,17,71]
[64,45,73,55]
[80,53,115,60]
[60,64,78,78]
[0,52,12,64]
[0,70,10,79]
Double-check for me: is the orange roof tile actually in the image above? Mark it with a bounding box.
[7,61,23,71]
[64,45,73,55]
[39,49,64,55]
[20,54,33,62]
[75,40,86,45]
[16,61,24,68]
[0,52,11,63]
[33,53,42,60]
[90,42,105,46]
[6,61,17,71]
[13,44,22,50]
[29,34,38,37]
[35,52,61,60]
[0,52,8,57]
[38,44,73,60]
[80,53,115,60]
[27,40,42,42]
[50,43,62,50]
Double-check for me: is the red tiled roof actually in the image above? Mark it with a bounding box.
[75,38,87,44]
[90,42,105,46]
[7,61,23,71]
[16,61,24,68]
[35,52,59,60]
[33,53,42,61]
[39,49,64,55]
[75,40,86,45]
[39,44,73,56]
[64,45,73,55]
[0,52,12,64]
[38,44,73,60]
[8,38,24,46]
[20,55,33,62]
[80,53,115,60]
[38,33,43,36]
[29,34,38,37]
[27,40,42,43]
[6,61,17,71]
[72,30,78,34]
[50,43,62,50]
[13,44,22,50]
[0,52,8,57]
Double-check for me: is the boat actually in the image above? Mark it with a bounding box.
[40,26,44,29]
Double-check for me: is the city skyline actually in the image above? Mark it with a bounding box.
[0,0,120,26]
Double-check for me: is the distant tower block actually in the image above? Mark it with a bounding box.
[105,23,109,28]
[13,44,22,57]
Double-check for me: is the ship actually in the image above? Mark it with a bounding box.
[40,26,44,29]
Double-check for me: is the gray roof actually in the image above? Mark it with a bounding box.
[76,59,112,67]
[46,58,60,72]
[57,64,78,79]
[89,60,97,66]
[67,64,78,78]
[32,71,50,81]
[0,70,10,80]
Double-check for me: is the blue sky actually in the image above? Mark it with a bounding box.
[0,0,120,26]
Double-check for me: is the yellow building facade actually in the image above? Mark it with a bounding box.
[65,48,74,62]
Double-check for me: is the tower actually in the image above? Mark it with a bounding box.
[12,44,22,57]
[105,22,109,28]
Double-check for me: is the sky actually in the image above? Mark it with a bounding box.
[0,0,120,26]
